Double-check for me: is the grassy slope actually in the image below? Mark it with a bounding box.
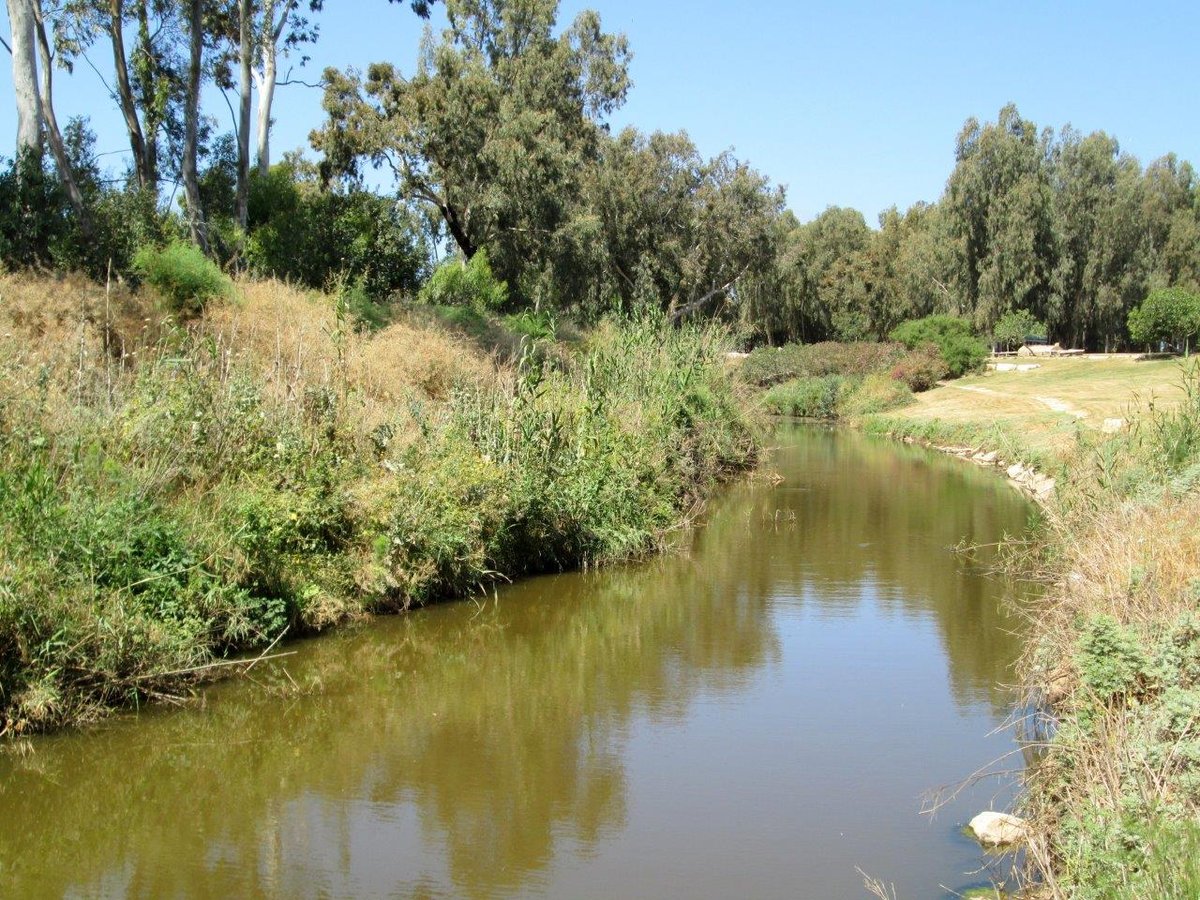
[0,273,759,734]
[871,357,1200,898]
[886,356,1186,457]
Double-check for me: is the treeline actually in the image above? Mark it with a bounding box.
[4,1,1199,350]
[746,105,1200,350]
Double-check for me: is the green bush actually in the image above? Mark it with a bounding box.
[763,376,844,418]
[992,309,1046,351]
[419,250,508,313]
[1128,286,1200,353]
[739,341,908,387]
[246,162,427,300]
[133,241,233,316]
[840,373,913,415]
[889,315,987,377]
[1077,615,1152,704]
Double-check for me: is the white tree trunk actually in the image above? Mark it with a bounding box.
[254,36,277,176]
[236,0,253,228]
[32,1,90,232]
[7,0,42,156]
[181,0,207,252]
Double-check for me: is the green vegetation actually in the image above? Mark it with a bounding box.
[992,309,1046,351]
[8,4,1200,352]
[418,250,509,313]
[1128,286,1200,354]
[889,314,988,377]
[0,274,757,733]
[132,241,234,316]
[6,1,1200,891]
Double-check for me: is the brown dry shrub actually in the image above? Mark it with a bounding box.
[203,279,495,404]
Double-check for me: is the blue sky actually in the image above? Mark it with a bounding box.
[3,1,1198,222]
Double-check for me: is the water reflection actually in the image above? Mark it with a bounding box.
[0,426,1034,899]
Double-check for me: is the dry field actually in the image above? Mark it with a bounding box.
[887,355,1190,456]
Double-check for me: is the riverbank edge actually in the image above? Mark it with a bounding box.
[862,395,1200,898]
[859,419,1057,506]
[0,276,765,737]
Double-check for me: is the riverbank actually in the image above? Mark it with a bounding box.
[865,358,1200,898]
[0,273,760,735]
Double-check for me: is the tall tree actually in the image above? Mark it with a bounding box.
[7,0,43,156]
[55,0,186,194]
[234,0,252,227]
[944,104,1058,335]
[313,0,631,303]
[180,0,206,249]
[30,0,92,231]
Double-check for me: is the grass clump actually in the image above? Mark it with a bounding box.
[763,375,844,418]
[133,241,233,316]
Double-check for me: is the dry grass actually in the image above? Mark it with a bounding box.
[205,278,497,401]
[889,356,1187,458]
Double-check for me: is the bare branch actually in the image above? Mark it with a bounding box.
[277,65,323,88]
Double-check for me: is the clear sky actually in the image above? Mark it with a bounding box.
[3,0,1198,223]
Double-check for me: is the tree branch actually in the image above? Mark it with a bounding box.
[277,65,323,88]
[669,268,749,323]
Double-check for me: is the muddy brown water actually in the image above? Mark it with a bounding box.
[0,426,1037,899]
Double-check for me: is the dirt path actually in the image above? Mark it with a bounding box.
[943,383,1089,419]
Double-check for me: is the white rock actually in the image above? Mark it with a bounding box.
[968,811,1028,846]
[1101,417,1126,434]
[1006,463,1025,479]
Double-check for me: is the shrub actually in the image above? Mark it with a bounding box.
[889,345,948,391]
[246,163,428,301]
[763,376,844,418]
[739,341,908,387]
[889,315,987,377]
[840,373,913,415]
[418,250,508,313]
[133,241,233,316]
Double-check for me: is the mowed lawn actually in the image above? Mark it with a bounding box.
[886,355,1192,455]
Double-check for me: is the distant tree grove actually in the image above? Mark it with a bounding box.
[4,0,1199,350]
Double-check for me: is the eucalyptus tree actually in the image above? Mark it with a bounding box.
[54,0,186,194]
[1047,129,1140,347]
[944,104,1058,335]
[7,0,42,156]
[179,0,206,248]
[247,0,322,179]
[582,127,784,321]
[29,0,92,228]
[313,0,631,304]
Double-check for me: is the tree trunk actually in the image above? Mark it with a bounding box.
[181,0,208,253]
[107,0,153,191]
[32,1,92,237]
[254,0,282,176]
[235,0,253,228]
[7,0,41,157]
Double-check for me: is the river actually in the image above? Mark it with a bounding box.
[0,425,1036,898]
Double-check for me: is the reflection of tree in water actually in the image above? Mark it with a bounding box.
[0,532,780,898]
[0,426,1031,897]
[714,426,1036,713]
